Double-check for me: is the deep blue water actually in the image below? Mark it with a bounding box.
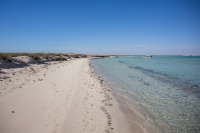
[92,56,200,133]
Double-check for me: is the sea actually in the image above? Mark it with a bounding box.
[91,56,200,133]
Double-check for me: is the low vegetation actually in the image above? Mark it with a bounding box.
[0,53,91,62]
[0,54,12,62]
[0,53,112,63]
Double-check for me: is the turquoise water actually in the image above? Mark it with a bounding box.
[92,56,200,133]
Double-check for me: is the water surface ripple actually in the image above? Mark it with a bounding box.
[92,56,200,133]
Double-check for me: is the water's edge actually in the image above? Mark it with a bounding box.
[91,56,200,133]
[91,58,160,133]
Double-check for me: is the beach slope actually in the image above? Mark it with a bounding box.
[0,58,142,133]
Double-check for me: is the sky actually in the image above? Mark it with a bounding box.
[0,0,200,55]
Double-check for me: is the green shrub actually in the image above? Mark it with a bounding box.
[43,55,49,59]
[0,54,12,62]
[33,56,39,60]
[7,58,12,62]
[53,56,66,61]
[0,54,8,60]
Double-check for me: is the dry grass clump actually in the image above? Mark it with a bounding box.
[28,54,39,60]
[35,54,67,61]
[69,54,85,58]
[52,56,66,61]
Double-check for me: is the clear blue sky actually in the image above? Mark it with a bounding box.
[0,0,200,55]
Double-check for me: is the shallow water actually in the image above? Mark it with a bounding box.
[92,56,200,133]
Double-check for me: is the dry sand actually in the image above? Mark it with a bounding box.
[0,58,144,133]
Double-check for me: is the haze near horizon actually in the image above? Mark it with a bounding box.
[0,0,200,55]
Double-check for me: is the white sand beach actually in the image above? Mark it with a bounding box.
[0,58,144,133]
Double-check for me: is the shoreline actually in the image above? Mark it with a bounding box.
[91,58,159,133]
[89,59,144,133]
[0,58,140,133]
